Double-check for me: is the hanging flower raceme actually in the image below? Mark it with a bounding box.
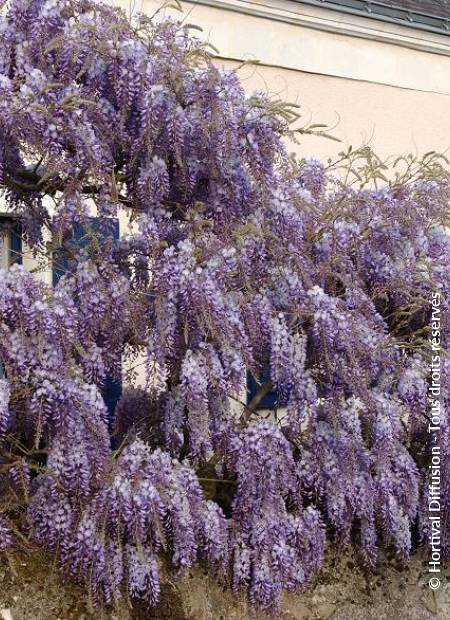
[229,422,325,610]
[0,378,10,438]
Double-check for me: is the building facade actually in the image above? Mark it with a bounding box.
[115,0,450,161]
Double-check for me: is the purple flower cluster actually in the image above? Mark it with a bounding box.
[0,0,449,613]
[0,378,10,437]
[28,439,228,605]
[229,422,324,609]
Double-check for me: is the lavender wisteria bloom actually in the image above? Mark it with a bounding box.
[0,378,10,436]
[0,0,449,613]
[229,422,325,609]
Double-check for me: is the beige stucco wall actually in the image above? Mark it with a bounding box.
[114,0,450,161]
[219,58,450,161]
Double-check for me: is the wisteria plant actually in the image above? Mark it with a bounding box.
[0,0,449,613]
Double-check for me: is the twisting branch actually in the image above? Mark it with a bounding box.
[242,379,273,423]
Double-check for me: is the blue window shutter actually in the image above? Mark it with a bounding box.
[52,218,119,285]
[9,221,22,266]
[52,218,122,424]
[246,355,289,409]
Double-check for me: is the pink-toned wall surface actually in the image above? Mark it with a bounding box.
[223,58,450,162]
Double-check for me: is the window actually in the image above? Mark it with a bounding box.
[0,215,22,268]
[0,216,23,379]
[52,218,122,423]
[0,215,121,422]
[246,356,289,409]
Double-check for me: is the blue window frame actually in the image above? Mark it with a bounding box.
[52,218,122,424]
